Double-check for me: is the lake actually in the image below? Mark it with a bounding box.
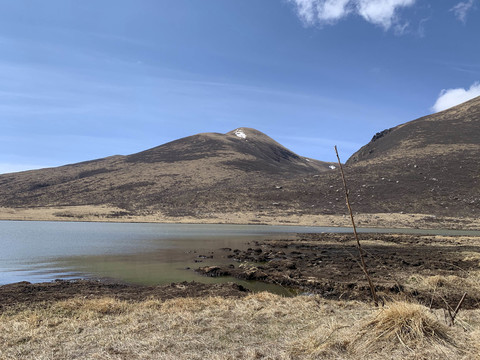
[1,220,478,292]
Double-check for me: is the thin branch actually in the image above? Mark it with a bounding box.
[335,145,379,307]
[442,292,467,326]
[451,292,467,325]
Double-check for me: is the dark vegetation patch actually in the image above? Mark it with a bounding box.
[105,211,135,218]
[28,183,52,191]
[0,280,249,312]
[53,212,81,218]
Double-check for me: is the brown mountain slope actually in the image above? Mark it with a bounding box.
[348,96,480,164]
[0,98,479,227]
[125,127,328,173]
[339,96,480,218]
[0,128,335,217]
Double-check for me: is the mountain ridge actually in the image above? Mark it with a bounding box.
[0,127,335,214]
[0,98,479,227]
[347,96,480,164]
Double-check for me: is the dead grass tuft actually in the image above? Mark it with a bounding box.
[351,301,460,358]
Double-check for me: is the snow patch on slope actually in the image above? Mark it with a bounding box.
[234,128,247,139]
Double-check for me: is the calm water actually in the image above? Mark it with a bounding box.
[1,220,478,292]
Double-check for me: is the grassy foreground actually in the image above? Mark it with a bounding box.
[1,292,479,360]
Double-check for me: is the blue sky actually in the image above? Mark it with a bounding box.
[0,0,479,173]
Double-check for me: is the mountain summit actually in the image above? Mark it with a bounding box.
[0,128,334,217]
[124,127,329,173]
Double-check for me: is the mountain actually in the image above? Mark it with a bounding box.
[342,96,480,218]
[348,96,480,164]
[124,127,329,174]
[0,128,335,219]
[0,98,479,226]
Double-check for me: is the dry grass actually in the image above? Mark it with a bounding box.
[1,206,479,230]
[351,301,455,357]
[1,294,478,359]
[407,272,480,309]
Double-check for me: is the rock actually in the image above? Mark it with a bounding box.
[196,266,230,277]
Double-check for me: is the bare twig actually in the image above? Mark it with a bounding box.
[442,292,467,326]
[335,145,379,307]
[451,292,467,325]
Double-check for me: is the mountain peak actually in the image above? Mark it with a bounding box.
[232,128,247,139]
[225,127,270,140]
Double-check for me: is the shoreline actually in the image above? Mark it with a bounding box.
[3,232,479,309]
[0,279,249,313]
[1,206,479,231]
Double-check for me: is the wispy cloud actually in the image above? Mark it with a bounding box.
[416,17,430,38]
[450,0,476,23]
[289,0,416,30]
[431,82,480,112]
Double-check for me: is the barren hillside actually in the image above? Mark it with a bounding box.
[0,98,479,226]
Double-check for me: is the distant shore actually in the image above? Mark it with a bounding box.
[1,205,479,230]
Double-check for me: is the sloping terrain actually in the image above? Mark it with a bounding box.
[341,96,480,218]
[348,97,480,164]
[0,128,335,218]
[258,96,480,222]
[0,97,479,225]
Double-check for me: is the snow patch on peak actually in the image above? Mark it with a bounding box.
[234,128,247,139]
[329,165,336,170]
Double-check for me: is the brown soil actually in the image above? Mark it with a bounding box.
[0,280,248,313]
[196,233,480,309]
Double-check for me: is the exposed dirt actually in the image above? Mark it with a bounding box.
[0,280,248,313]
[196,233,480,309]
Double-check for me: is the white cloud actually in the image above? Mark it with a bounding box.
[357,0,415,29]
[289,0,416,30]
[317,0,352,22]
[291,0,317,24]
[431,82,480,112]
[450,0,476,23]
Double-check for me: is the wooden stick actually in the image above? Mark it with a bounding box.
[335,146,379,307]
[451,292,467,325]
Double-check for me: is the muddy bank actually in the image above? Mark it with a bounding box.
[196,233,480,309]
[3,233,478,312]
[0,279,248,312]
